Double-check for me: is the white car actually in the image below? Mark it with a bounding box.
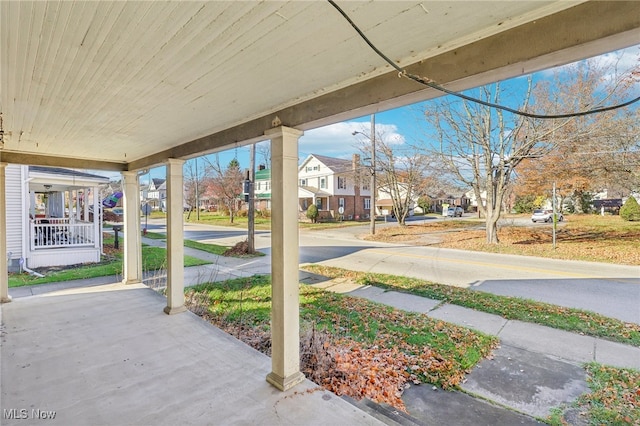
[531,209,563,223]
[446,206,464,217]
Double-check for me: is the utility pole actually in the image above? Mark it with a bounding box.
[248,143,255,253]
[195,157,200,221]
[370,114,376,236]
[552,181,557,250]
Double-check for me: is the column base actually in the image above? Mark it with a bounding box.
[122,279,143,285]
[1,295,12,304]
[266,371,305,391]
[163,305,187,315]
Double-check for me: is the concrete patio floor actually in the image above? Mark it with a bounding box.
[0,281,382,425]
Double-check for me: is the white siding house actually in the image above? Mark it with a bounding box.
[4,165,109,271]
[298,154,372,220]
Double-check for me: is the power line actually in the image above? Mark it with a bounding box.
[327,0,640,120]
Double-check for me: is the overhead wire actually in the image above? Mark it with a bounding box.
[327,0,640,120]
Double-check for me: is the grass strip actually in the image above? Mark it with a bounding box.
[8,246,209,288]
[302,265,640,347]
[183,239,228,255]
[144,230,230,255]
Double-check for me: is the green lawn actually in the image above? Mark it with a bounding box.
[9,246,210,288]
[302,265,640,347]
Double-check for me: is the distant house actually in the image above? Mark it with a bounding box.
[298,154,372,220]
[4,165,109,271]
[146,178,166,211]
[376,183,419,217]
[254,166,272,211]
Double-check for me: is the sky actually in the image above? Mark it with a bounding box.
[101,44,638,185]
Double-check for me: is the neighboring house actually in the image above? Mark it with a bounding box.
[254,166,272,211]
[146,178,166,211]
[298,154,371,220]
[376,183,419,217]
[4,165,109,271]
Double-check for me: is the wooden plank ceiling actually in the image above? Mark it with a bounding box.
[1,1,638,171]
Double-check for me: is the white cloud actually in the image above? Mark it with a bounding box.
[299,121,405,159]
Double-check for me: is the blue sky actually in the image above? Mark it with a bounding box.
[121,44,638,185]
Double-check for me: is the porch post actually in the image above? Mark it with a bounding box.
[0,162,10,303]
[164,158,186,315]
[265,126,305,391]
[122,171,142,285]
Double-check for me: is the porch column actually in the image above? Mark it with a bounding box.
[164,158,186,315]
[91,186,100,251]
[265,126,305,391]
[122,171,142,285]
[0,162,10,303]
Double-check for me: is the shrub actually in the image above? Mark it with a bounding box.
[306,204,319,223]
[620,196,640,221]
[513,195,536,213]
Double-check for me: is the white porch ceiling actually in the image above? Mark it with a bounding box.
[1,1,639,171]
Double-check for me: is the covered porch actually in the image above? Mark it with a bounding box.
[1,1,638,420]
[0,280,377,425]
[26,167,108,269]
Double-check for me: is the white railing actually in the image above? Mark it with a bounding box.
[31,220,95,250]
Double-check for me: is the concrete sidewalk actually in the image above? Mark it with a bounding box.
[298,272,640,424]
[7,236,639,425]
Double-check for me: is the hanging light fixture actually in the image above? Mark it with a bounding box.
[0,113,4,149]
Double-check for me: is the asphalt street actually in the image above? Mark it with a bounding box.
[145,218,640,324]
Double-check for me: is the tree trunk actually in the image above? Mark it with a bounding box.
[485,212,500,244]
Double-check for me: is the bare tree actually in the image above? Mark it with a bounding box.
[255,140,271,168]
[202,155,244,223]
[355,130,429,226]
[183,158,207,218]
[420,80,546,243]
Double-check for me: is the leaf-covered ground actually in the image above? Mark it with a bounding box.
[184,276,497,411]
[573,363,640,425]
[367,215,640,265]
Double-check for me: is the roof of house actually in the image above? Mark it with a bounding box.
[299,186,332,197]
[29,166,109,182]
[255,169,271,180]
[299,154,354,174]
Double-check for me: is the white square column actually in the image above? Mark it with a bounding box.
[164,159,187,315]
[265,126,305,391]
[122,171,142,285]
[0,162,11,303]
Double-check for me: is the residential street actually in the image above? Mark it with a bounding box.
[145,218,640,324]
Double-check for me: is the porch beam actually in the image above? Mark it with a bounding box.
[265,126,305,391]
[122,172,142,285]
[164,158,186,315]
[0,162,11,303]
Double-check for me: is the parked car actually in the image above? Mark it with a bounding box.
[103,208,123,222]
[531,209,563,223]
[446,206,464,217]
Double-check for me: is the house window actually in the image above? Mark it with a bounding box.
[364,198,371,210]
[362,181,370,191]
[316,198,322,209]
[339,198,345,208]
[266,181,271,191]
[337,176,347,189]
[256,182,262,190]
[320,178,326,189]
[303,199,308,209]
[299,179,307,186]
[314,165,320,171]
